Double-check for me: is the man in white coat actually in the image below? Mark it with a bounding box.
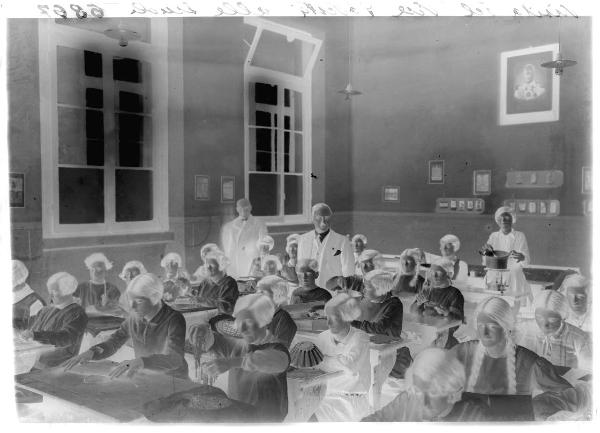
[297,203,354,289]
[221,198,268,279]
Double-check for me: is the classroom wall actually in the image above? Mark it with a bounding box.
[345,17,592,270]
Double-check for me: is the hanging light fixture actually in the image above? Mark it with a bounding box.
[541,18,577,75]
[338,18,362,100]
[104,21,141,47]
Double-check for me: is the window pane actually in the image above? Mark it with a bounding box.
[84,50,103,78]
[249,128,273,172]
[57,46,84,106]
[293,133,303,173]
[255,82,277,105]
[113,57,141,83]
[86,109,104,139]
[255,111,271,127]
[293,91,302,130]
[116,114,152,167]
[250,30,315,77]
[58,107,104,166]
[284,89,290,107]
[117,113,144,141]
[59,168,104,224]
[284,175,303,215]
[284,116,291,130]
[249,173,279,216]
[115,169,153,222]
[86,88,103,109]
[118,91,144,113]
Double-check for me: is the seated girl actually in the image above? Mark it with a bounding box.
[558,274,591,334]
[450,296,580,420]
[20,272,87,368]
[160,252,191,301]
[65,273,188,379]
[439,234,469,284]
[410,259,464,349]
[73,252,121,311]
[256,275,297,348]
[188,294,291,422]
[363,348,487,422]
[314,293,371,422]
[533,290,592,370]
[191,243,221,285]
[260,255,283,278]
[191,251,239,315]
[280,234,299,284]
[326,249,382,295]
[119,260,147,285]
[290,259,332,304]
[13,260,45,330]
[391,248,425,296]
[248,235,275,278]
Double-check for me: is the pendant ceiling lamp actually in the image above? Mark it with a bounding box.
[104,21,141,47]
[338,18,362,100]
[540,18,577,75]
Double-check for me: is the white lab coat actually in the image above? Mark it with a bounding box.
[221,215,268,279]
[315,327,371,421]
[297,229,354,288]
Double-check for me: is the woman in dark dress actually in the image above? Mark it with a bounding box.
[290,259,332,304]
[280,234,299,284]
[391,248,425,296]
[73,252,121,311]
[192,250,240,315]
[13,259,45,330]
[256,275,297,348]
[19,272,87,368]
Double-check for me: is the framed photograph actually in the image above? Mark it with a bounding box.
[499,44,560,125]
[475,200,483,211]
[473,170,491,195]
[428,160,444,184]
[540,202,547,214]
[194,175,210,200]
[221,176,235,203]
[450,200,457,210]
[9,172,25,208]
[528,201,537,214]
[517,201,527,212]
[467,200,474,210]
[582,166,591,194]
[382,186,399,202]
[458,200,466,211]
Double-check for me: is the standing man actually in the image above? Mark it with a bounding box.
[221,198,268,278]
[297,203,354,289]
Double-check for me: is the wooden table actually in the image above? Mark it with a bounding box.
[15,360,198,422]
[285,368,344,422]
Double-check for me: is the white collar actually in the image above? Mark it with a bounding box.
[13,284,34,304]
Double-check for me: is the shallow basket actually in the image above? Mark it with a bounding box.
[289,341,324,369]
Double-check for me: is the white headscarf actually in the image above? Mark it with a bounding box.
[12,260,29,287]
[358,249,381,264]
[233,293,276,328]
[534,290,569,320]
[440,234,461,253]
[84,252,113,270]
[261,254,283,272]
[119,261,148,281]
[324,293,361,322]
[257,235,275,252]
[364,269,394,297]
[126,273,164,305]
[161,252,182,268]
[494,206,517,226]
[47,272,78,296]
[286,234,300,246]
[351,234,368,246]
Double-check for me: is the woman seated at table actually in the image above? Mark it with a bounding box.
[160,252,191,302]
[13,259,45,330]
[326,250,382,295]
[280,234,299,284]
[391,248,426,296]
[362,348,487,422]
[450,296,580,420]
[351,269,403,337]
[20,272,87,368]
[351,234,368,275]
[249,235,275,278]
[558,274,592,334]
[290,259,332,304]
[64,273,188,379]
[260,254,283,278]
[314,293,371,422]
[190,250,239,315]
[74,252,121,311]
[119,260,147,285]
[532,290,592,370]
[439,234,468,284]
[188,294,291,422]
[482,206,532,311]
[410,259,464,349]
[255,275,297,348]
[191,243,221,284]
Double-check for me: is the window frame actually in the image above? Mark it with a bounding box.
[243,18,322,225]
[38,19,169,239]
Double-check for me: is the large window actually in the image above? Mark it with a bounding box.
[38,20,168,238]
[244,18,322,223]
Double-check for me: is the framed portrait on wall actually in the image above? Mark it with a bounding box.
[221,176,235,203]
[9,172,25,208]
[428,160,444,184]
[499,44,560,125]
[194,175,210,200]
[473,170,492,195]
[382,186,399,202]
[582,166,591,194]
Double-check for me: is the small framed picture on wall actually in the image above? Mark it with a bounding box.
[582,167,591,194]
[473,170,492,195]
[9,172,25,208]
[382,186,400,202]
[194,175,210,200]
[221,176,235,203]
[428,160,444,184]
